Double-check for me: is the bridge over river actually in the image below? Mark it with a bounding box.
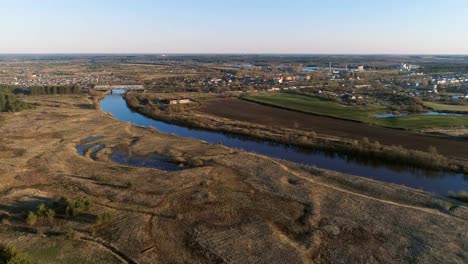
[94,85,145,94]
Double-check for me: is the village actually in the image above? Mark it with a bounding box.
[1,55,468,110]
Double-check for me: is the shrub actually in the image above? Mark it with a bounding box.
[26,211,37,226]
[65,197,91,217]
[95,212,113,225]
[309,131,317,139]
[36,203,46,216]
[126,181,133,189]
[0,243,17,262]
[428,146,438,155]
[448,191,468,203]
[64,228,76,240]
[0,243,33,264]
[297,136,308,144]
[189,159,204,167]
[361,137,370,145]
[90,175,104,182]
[46,209,55,220]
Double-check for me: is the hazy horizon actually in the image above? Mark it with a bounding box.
[2,53,468,56]
[1,0,468,54]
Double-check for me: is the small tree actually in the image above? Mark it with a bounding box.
[36,203,46,216]
[26,211,37,226]
[46,209,55,220]
[65,228,76,240]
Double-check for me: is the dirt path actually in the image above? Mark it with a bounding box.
[199,98,468,159]
[266,156,458,221]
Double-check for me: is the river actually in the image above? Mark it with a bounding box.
[100,91,468,196]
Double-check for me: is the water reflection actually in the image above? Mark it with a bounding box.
[110,149,180,171]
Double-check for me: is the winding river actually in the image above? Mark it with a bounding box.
[100,91,468,196]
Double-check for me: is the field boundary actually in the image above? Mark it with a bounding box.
[241,95,415,131]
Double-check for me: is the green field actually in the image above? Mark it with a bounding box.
[243,93,468,130]
[374,115,468,130]
[243,93,385,122]
[423,101,468,112]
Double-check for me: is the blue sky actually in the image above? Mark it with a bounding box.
[0,0,467,54]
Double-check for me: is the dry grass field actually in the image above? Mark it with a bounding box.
[0,95,467,263]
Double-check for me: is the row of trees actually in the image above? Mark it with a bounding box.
[29,85,81,96]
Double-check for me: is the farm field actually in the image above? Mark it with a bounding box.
[243,93,468,130]
[198,98,468,159]
[242,93,384,123]
[423,101,468,112]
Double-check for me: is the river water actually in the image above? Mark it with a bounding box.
[100,92,468,196]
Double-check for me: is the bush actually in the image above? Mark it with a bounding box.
[126,181,133,189]
[65,197,91,217]
[189,159,204,167]
[26,211,37,226]
[0,243,33,264]
[95,212,113,225]
[46,209,55,220]
[64,228,76,240]
[90,175,104,182]
[36,203,46,216]
[448,191,468,203]
[33,203,55,222]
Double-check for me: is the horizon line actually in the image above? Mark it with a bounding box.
[1,52,468,56]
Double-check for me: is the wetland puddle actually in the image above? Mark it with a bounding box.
[77,137,180,171]
[110,150,180,171]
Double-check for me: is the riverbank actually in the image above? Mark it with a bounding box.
[1,94,467,263]
[125,92,468,175]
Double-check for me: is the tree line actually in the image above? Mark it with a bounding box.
[28,85,81,96]
[0,88,31,112]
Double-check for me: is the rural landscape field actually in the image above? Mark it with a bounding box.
[1,1,468,263]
